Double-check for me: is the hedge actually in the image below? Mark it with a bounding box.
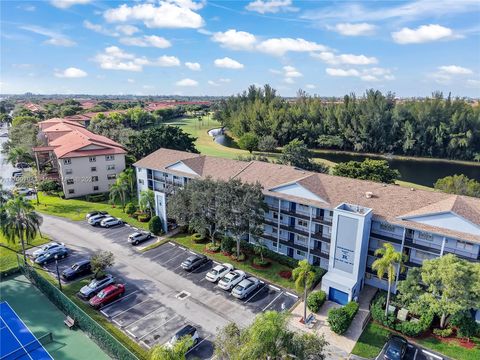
[307,290,326,313]
[328,301,359,334]
[148,216,162,234]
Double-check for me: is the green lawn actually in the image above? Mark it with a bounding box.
[352,321,480,360]
[170,233,297,291]
[0,233,50,273]
[33,192,149,230]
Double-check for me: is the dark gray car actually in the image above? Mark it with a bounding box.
[181,254,208,271]
[78,274,115,299]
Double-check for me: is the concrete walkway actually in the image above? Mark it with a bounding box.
[289,285,377,360]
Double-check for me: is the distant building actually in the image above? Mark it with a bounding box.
[134,148,480,305]
[33,119,126,198]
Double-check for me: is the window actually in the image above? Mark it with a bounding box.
[93,186,99,191]
[63,159,71,165]
[92,176,99,182]
[138,179,144,185]
[106,164,115,171]
[137,168,142,173]
[272,212,283,220]
[68,189,75,194]
[296,235,308,245]
[89,157,96,162]
[107,174,116,180]
[296,249,306,257]
[173,175,178,179]
[105,155,115,161]
[418,231,433,241]
[457,241,474,251]
[65,169,73,175]
[297,219,308,228]
[415,250,435,261]
[380,222,395,232]
[66,179,74,185]
[91,167,97,172]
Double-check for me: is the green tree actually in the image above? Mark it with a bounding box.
[238,133,259,153]
[292,259,316,323]
[396,267,422,309]
[0,196,42,262]
[119,168,136,199]
[333,159,400,183]
[149,335,193,360]
[434,174,480,198]
[6,146,34,165]
[109,179,128,211]
[372,243,404,316]
[90,251,115,279]
[279,139,313,170]
[149,216,163,235]
[258,135,278,152]
[139,189,155,217]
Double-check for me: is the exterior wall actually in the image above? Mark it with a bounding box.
[59,154,125,199]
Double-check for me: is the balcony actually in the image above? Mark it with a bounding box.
[370,232,402,245]
[403,239,441,255]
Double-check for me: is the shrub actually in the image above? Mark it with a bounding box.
[221,236,235,254]
[395,312,433,337]
[37,179,60,193]
[239,240,299,268]
[85,193,108,202]
[327,301,359,335]
[148,216,163,235]
[307,291,326,313]
[278,270,292,280]
[449,311,480,339]
[138,214,151,222]
[433,328,453,338]
[191,233,206,243]
[252,257,270,267]
[205,243,220,252]
[231,253,246,262]
[125,203,137,216]
[370,292,396,328]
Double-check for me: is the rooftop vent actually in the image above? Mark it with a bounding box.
[410,188,415,191]
[365,191,373,199]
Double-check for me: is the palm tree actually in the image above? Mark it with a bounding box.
[1,196,42,263]
[6,147,33,166]
[139,190,155,217]
[109,180,128,211]
[372,243,404,316]
[119,168,136,200]
[292,259,316,323]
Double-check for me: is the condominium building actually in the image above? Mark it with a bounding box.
[33,119,126,199]
[134,148,480,305]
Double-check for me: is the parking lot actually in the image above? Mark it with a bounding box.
[377,342,444,360]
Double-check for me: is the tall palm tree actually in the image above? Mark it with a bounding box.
[119,168,136,200]
[1,196,42,263]
[292,259,316,323]
[109,180,128,211]
[372,243,404,316]
[6,146,33,166]
[139,190,155,217]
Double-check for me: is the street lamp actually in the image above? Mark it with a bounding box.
[54,255,62,292]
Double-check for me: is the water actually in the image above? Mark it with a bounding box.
[208,127,236,147]
[312,151,480,187]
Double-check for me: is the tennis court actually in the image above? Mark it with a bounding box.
[0,301,53,360]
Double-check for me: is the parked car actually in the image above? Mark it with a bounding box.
[205,263,233,283]
[62,260,91,281]
[78,274,115,299]
[128,231,153,245]
[383,335,408,360]
[100,217,123,228]
[232,277,261,299]
[85,211,108,220]
[15,162,30,169]
[165,325,199,349]
[181,254,208,271]
[218,270,246,291]
[89,284,125,309]
[12,171,23,180]
[34,247,69,266]
[13,187,36,196]
[32,242,65,259]
[88,214,108,226]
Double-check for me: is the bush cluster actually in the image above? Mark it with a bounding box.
[327,301,359,334]
[148,216,163,235]
[395,312,433,337]
[220,236,235,254]
[306,291,326,313]
[191,233,206,243]
[85,193,108,202]
[138,214,151,222]
[252,257,270,267]
[231,253,246,262]
[450,311,480,339]
[205,243,220,252]
[433,328,453,338]
[125,203,137,216]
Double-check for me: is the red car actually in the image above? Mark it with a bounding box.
[89,284,125,309]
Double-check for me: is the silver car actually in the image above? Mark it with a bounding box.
[78,274,115,299]
[100,217,122,228]
[218,270,246,291]
[128,231,153,245]
[205,263,233,283]
[232,277,261,299]
[88,214,108,226]
[32,242,65,259]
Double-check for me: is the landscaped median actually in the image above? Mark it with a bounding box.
[0,233,50,275]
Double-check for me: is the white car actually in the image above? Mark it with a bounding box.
[232,277,261,299]
[218,270,246,291]
[14,187,36,196]
[128,231,153,245]
[205,263,233,283]
[100,217,123,228]
[88,214,108,226]
[32,242,65,259]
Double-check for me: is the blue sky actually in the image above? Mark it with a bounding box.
[1,0,479,97]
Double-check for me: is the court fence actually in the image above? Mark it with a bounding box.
[19,260,139,360]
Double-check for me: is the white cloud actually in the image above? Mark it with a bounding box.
[219,78,231,83]
[326,67,394,81]
[50,0,91,9]
[185,62,201,71]
[93,46,149,72]
[211,29,257,50]
[326,68,360,77]
[20,25,76,47]
[257,38,327,56]
[154,55,181,67]
[104,2,204,29]
[120,35,171,48]
[116,25,140,36]
[305,84,316,89]
[271,65,303,83]
[245,0,298,14]
[467,79,480,87]
[54,67,88,78]
[438,65,473,75]
[83,20,119,37]
[208,80,219,86]
[176,78,198,87]
[127,78,135,83]
[330,23,376,36]
[392,24,454,44]
[18,4,36,11]
[214,57,244,69]
[311,51,378,65]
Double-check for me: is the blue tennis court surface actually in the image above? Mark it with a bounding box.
[0,302,53,360]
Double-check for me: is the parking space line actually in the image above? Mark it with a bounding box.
[137,314,179,340]
[150,247,180,260]
[186,335,211,355]
[421,350,442,359]
[413,348,418,360]
[269,285,280,291]
[185,262,211,276]
[188,251,196,255]
[262,291,284,312]
[285,291,298,299]
[179,246,186,250]
[100,290,140,315]
[111,298,153,319]
[162,252,186,265]
[244,283,266,303]
[140,340,152,349]
[116,305,164,328]
[168,242,176,246]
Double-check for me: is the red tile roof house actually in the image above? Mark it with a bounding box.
[33,119,126,199]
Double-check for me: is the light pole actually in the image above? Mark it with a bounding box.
[54,255,62,292]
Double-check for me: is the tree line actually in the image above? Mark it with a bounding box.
[214,85,480,161]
